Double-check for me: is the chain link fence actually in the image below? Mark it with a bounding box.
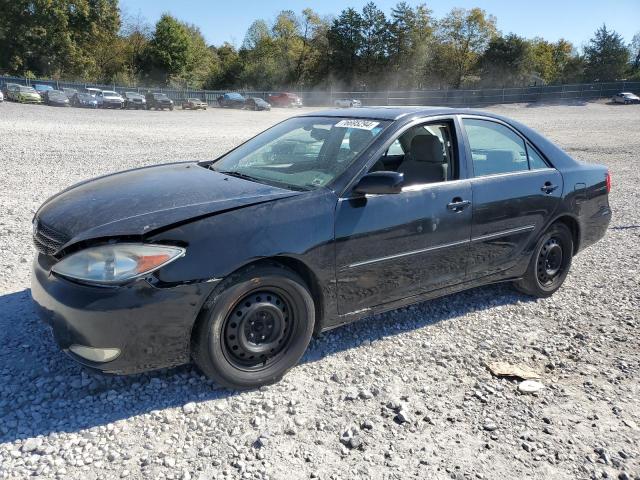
[1,75,638,107]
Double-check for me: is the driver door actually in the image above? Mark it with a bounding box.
[334,119,472,314]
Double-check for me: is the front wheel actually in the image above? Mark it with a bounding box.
[192,264,315,389]
[514,223,573,298]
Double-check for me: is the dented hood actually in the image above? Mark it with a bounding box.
[35,162,300,248]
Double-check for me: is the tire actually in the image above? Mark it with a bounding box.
[514,222,573,298]
[192,263,315,389]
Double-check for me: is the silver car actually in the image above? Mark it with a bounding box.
[612,92,640,104]
[96,90,124,109]
[334,98,362,108]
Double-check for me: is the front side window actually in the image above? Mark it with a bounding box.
[212,117,388,191]
[370,121,456,186]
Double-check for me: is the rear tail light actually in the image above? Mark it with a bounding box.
[605,171,611,193]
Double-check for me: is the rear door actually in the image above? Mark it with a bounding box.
[461,116,563,278]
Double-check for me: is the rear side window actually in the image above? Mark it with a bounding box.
[463,118,528,176]
[526,143,549,170]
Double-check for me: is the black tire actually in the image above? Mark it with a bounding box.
[514,222,573,298]
[192,263,315,389]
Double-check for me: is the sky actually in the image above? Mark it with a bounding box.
[119,0,640,50]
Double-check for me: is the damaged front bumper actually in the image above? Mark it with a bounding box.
[31,254,219,374]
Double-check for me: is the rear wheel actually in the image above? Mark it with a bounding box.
[514,223,573,298]
[192,264,315,389]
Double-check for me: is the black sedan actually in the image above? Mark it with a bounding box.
[31,107,611,389]
[73,93,98,108]
[245,97,271,111]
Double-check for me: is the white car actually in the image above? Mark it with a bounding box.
[612,92,640,104]
[0,90,4,102]
[334,98,362,108]
[96,90,124,109]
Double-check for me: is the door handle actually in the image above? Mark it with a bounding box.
[541,182,558,194]
[447,198,471,212]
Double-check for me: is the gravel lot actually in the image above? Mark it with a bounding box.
[0,101,638,480]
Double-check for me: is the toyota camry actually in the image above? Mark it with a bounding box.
[31,107,612,389]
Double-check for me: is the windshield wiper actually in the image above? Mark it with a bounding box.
[217,170,263,183]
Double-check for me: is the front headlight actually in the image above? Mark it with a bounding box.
[52,244,185,285]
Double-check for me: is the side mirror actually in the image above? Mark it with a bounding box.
[353,171,404,195]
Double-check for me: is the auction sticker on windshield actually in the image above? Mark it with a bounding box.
[335,119,380,130]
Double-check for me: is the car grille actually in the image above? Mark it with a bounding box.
[33,220,69,256]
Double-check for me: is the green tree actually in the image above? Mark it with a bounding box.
[630,32,640,71]
[0,0,120,80]
[143,14,191,84]
[358,2,388,86]
[480,34,533,87]
[432,7,497,88]
[327,8,364,86]
[583,25,629,82]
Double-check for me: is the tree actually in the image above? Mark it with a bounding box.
[630,32,640,70]
[327,8,364,86]
[583,25,629,82]
[432,7,497,88]
[0,0,120,80]
[480,34,532,87]
[143,14,191,84]
[359,2,388,86]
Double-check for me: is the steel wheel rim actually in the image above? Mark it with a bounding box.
[537,238,564,286]
[222,289,295,371]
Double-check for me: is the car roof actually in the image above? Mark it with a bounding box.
[297,106,499,121]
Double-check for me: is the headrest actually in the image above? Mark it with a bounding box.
[410,135,444,163]
[349,129,373,152]
[486,150,519,169]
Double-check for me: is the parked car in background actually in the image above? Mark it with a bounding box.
[43,90,70,107]
[73,93,98,108]
[85,88,102,97]
[267,92,303,108]
[0,90,3,102]
[145,92,174,110]
[2,83,21,97]
[217,92,246,108]
[33,84,54,98]
[182,98,208,110]
[8,85,42,103]
[334,98,362,108]
[123,92,146,109]
[245,97,271,111]
[62,87,78,99]
[612,92,640,104]
[96,90,124,109]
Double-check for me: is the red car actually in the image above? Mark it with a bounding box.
[267,92,303,108]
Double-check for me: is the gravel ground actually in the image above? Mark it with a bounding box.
[0,101,638,480]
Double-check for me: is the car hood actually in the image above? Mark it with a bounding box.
[35,162,302,250]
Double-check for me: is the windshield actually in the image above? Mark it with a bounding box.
[211,117,388,191]
[49,91,66,98]
[103,91,118,96]
[154,94,168,99]
[19,86,36,93]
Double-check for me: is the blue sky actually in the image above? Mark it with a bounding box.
[120,0,639,49]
